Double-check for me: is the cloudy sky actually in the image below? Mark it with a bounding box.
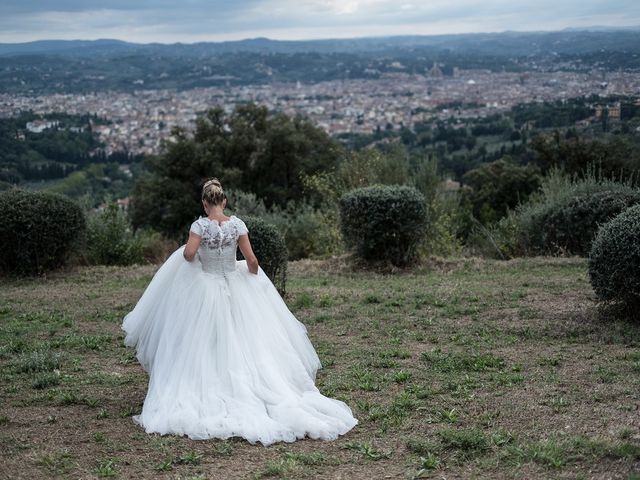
[0,0,638,44]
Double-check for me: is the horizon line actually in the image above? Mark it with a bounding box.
[2,24,640,46]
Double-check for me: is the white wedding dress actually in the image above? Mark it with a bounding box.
[122,215,357,445]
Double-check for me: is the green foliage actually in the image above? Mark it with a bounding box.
[339,185,427,266]
[530,132,640,179]
[481,169,640,258]
[336,147,411,192]
[513,98,594,129]
[297,147,421,259]
[0,113,99,183]
[461,157,541,225]
[130,104,341,238]
[46,162,136,208]
[137,230,177,265]
[0,188,86,275]
[226,190,268,217]
[301,149,463,259]
[419,190,465,257]
[538,190,640,256]
[265,203,342,260]
[85,204,145,266]
[237,216,288,295]
[228,190,341,260]
[589,204,640,309]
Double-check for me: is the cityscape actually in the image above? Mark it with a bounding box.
[2,66,639,155]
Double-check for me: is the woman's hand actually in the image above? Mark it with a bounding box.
[238,234,259,274]
[183,232,202,262]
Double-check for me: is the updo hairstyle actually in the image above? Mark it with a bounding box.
[201,178,226,206]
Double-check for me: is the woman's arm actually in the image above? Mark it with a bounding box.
[238,234,259,274]
[183,232,202,262]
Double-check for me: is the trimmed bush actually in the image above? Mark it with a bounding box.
[339,185,427,266]
[589,204,640,309]
[0,189,86,275]
[532,190,640,256]
[86,204,144,266]
[237,216,288,295]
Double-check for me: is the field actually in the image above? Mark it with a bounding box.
[0,256,639,479]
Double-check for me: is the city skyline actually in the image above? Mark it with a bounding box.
[0,0,639,44]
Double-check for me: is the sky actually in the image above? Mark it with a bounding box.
[0,0,639,44]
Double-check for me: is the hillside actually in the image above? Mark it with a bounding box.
[1,29,640,94]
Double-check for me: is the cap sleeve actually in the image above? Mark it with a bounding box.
[235,217,248,236]
[190,218,204,236]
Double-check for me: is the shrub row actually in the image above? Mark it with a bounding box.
[0,190,290,293]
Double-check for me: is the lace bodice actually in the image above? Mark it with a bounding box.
[189,216,248,276]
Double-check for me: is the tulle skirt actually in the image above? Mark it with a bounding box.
[122,247,357,445]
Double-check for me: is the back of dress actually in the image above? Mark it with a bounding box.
[189,216,248,276]
[123,212,357,445]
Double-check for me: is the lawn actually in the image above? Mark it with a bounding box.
[0,256,639,479]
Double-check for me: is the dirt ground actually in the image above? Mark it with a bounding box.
[0,256,638,479]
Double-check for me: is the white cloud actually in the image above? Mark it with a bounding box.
[0,0,638,43]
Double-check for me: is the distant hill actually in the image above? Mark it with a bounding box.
[1,29,639,94]
[2,29,640,57]
[0,39,135,57]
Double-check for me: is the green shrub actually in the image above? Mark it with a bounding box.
[264,203,342,260]
[419,190,464,257]
[337,148,410,191]
[229,190,342,260]
[537,190,640,256]
[85,204,144,266]
[237,216,288,295]
[589,204,640,309]
[481,169,640,258]
[461,158,541,224]
[468,212,520,259]
[137,229,177,264]
[339,185,427,266]
[0,188,86,275]
[226,190,269,217]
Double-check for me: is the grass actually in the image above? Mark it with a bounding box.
[0,256,639,478]
[255,451,330,478]
[33,448,75,475]
[343,440,392,460]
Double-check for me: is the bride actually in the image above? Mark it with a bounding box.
[122,178,357,445]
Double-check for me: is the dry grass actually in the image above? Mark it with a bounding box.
[0,256,639,479]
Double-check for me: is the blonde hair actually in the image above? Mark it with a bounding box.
[201,178,226,206]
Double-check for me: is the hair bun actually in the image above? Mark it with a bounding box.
[201,177,226,205]
[203,178,222,190]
